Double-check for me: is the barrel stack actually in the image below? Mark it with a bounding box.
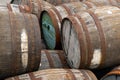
[0,0,120,80]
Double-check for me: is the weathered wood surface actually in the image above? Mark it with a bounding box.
[101,65,120,80]
[0,10,41,79]
[0,0,11,5]
[11,0,54,18]
[82,0,120,7]
[40,1,96,49]
[61,6,120,69]
[5,69,98,80]
[44,0,80,6]
[0,3,30,13]
[39,50,69,70]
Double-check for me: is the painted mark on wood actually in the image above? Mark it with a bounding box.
[90,49,102,69]
[21,29,28,69]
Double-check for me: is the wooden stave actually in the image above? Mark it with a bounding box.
[0,10,41,79]
[5,69,98,80]
[44,0,80,6]
[11,0,54,18]
[39,50,69,70]
[61,6,120,69]
[82,0,120,7]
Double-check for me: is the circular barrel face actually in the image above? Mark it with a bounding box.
[41,12,56,49]
[102,75,120,80]
[62,18,81,68]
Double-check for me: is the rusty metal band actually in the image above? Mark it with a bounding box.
[58,0,62,5]
[37,0,43,11]
[68,16,86,68]
[48,10,61,49]
[30,14,41,71]
[84,1,94,8]
[107,69,120,75]
[57,51,69,68]
[7,4,13,11]
[108,0,114,5]
[52,7,63,22]
[30,14,41,70]
[116,0,120,3]
[30,72,43,80]
[19,5,24,13]
[75,14,93,68]
[87,10,106,68]
[8,11,18,74]
[44,50,55,68]
[80,70,90,80]
[62,4,73,15]
[28,0,33,12]
[65,69,77,80]
[14,76,20,80]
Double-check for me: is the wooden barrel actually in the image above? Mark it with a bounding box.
[0,4,30,13]
[5,69,98,80]
[11,0,54,18]
[0,0,12,5]
[7,4,31,13]
[82,0,120,7]
[0,10,41,79]
[44,0,80,5]
[101,65,120,80]
[61,6,120,69]
[40,1,96,49]
[39,50,69,70]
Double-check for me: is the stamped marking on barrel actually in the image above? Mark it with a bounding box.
[18,74,31,80]
[107,10,112,14]
[21,29,28,69]
[90,49,102,69]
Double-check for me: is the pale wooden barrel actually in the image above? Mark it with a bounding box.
[40,1,96,49]
[61,6,120,69]
[39,50,69,70]
[82,0,120,7]
[0,10,41,79]
[0,4,30,13]
[5,69,98,80]
[7,4,31,13]
[101,65,120,80]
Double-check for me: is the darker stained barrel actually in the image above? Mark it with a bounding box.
[44,0,80,5]
[5,69,98,80]
[40,1,96,49]
[101,65,120,80]
[39,50,69,70]
[0,10,41,79]
[11,0,54,18]
[61,6,120,69]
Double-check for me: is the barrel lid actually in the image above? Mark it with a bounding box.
[41,11,56,49]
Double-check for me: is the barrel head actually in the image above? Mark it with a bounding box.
[41,12,56,49]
